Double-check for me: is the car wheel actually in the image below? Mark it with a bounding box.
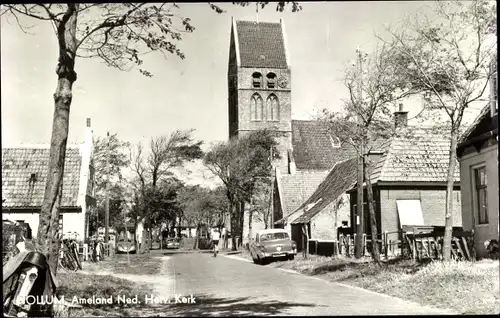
[288,255,295,261]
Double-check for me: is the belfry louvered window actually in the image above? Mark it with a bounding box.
[252,72,262,88]
[267,72,277,89]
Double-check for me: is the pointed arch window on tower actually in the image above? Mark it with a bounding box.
[250,93,264,121]
[252,72,262,88]
[267,94,279,121]
[266,72,277,89]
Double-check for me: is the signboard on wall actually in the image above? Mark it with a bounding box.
[396,200,425,227]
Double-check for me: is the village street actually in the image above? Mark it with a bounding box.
[88,251,453,316]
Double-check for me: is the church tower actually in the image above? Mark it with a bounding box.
[228,18,292,172]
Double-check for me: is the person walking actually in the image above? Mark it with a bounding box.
[212,229,220,257]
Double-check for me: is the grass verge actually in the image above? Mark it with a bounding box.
[268,254,499,314]
[82,253,162,275]
[55,271,154,317]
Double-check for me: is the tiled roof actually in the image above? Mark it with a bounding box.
[277,170,329,218]
[2,146,82,209]
[291,120,357,170]
[370,128,460,183]
[291,158,358,224]
[459,103,493,143]
[235,20,288,69]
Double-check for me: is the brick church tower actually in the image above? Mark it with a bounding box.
[228,18,292,172]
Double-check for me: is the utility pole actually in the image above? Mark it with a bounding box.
[105,131,110,245]
[355,46,365,259]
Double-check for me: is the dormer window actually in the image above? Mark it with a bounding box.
[330,135,341,148]
[252,72,262,88]
[266,72,277,89]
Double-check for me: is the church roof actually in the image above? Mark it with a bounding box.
[2,146,83,209]
[235,20,288,69]
[291,120,357,171]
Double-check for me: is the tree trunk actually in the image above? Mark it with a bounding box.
[36,4,79,276]
[141,218,147,254]
[248,209,253,244]
[364,159,381,264]
[194,225,200,250]
[239,201,245,249]
[442,130,458,261]
[148,221,153,251]
[230,202,238,251]
[134,215,139,253]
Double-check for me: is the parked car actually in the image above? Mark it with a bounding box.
[116,239,136,254]
[165,237,180,249]
[249,229,297,265]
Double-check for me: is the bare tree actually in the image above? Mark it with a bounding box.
[379,0,497,260]
[318,41,423,263]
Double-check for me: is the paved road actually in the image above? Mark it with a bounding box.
[139,251,453,316]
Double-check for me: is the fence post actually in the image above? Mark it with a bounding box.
[346,234,351,257]
[362,234,367,257]
[315,240,318,255]
[384,231,388,260]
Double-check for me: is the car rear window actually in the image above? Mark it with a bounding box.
[260,232,289,241]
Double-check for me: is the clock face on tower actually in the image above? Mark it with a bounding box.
[278,77,288,88]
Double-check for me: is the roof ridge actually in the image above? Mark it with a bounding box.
[2,143,81,149]
[236,20,281,25]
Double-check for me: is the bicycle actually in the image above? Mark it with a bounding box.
[59,239,81,272]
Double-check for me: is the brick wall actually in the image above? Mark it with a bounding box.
[236,67,292,171]
[379,188,462,234]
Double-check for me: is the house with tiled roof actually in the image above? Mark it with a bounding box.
[227,19,356,243]
[456,58,498,258]
[277,158,358,251]
[2,119,96,242]
[346,110,462,243]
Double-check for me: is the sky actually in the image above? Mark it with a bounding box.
[1,1,487,187]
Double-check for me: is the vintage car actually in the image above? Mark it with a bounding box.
[249,229,297,264]
[165,237,180,249]
[116,239,136,254]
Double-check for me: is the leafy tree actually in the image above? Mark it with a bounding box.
[379,0,496,260]
[144,130,203,249]
[130,130,202,252]
[0,1,300,274]
[178,185,211,249]
[248,180,273,243]
[90,133,131,236]
[318,41,423,262]
[204,130,279,250]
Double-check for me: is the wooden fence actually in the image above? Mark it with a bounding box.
[403,226,474,261]
[305,226,474,261]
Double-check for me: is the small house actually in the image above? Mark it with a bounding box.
[2,119,96,242]
[456,97,498,256]
[347,110,462,242]
[275,157,357,251]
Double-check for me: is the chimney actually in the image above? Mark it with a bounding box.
[86,118,91,127]
[394,103,408,129]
